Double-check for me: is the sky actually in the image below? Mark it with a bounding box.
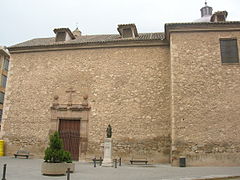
[1,0,240,46]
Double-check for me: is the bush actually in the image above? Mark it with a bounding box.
[44,132,72,163]
[49,132,63,150]
[63,151,72,163]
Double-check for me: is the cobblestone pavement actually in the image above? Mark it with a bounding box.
[0,157,240,180]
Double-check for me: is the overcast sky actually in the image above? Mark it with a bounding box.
[1,0,239,46]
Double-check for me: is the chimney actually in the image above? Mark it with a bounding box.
[117,24,139,38]
[210,11,228,22]
[53,28,76,42]
[73,28,82,37]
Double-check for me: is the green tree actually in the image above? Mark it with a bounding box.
[44,132,72,163]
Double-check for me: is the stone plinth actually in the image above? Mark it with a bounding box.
[102,138,113,167]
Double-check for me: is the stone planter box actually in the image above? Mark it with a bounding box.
[41,162,66,176]
[65,163,75,173]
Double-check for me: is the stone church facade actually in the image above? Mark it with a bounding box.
[0,4,240,166]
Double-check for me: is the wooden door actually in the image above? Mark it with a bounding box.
[58,119,80,161]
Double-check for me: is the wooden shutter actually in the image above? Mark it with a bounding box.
[0,109,2,121]
[3,58,9,71]
[220,39,239,63]
[1,75,7,88]
[0,93,4,104]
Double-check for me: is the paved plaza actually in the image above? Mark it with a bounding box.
[0,157,240,180]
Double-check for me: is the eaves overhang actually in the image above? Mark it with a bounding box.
[0,47,10,57]
[165,21,240,41]
[8,39,169,54]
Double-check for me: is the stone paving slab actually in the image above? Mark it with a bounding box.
[0,157,240,180]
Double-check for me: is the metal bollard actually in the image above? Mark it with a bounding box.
[99,157,102,166]
[114,159,117,168]
[93,158,96,168]
[66,168,70,180]
[119,157,121,166]
[2,164,6,180]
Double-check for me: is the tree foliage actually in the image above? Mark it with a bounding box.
[44,132,72,163]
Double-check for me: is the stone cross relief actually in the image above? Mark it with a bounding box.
[66,87,76,106]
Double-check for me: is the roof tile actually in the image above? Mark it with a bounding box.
[10,33,165,48]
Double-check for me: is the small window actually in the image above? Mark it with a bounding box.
[0,92,4,104]
[3,58,9,71]
[220,39,239,63]
[1,75,7,88]
[56,32,66,42]
[122,28,133,38]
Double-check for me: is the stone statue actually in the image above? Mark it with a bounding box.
[106,124,112,138]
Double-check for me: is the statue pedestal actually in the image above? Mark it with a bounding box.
[102,138,113,167]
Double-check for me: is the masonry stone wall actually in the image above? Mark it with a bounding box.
[170,31,240,166]
[2,45,171,163]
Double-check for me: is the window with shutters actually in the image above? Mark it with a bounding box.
[3,58,9,71]
[0,109,2,121]
[1,75,7,88]
[0,92,4,104]
[220,39,239,64]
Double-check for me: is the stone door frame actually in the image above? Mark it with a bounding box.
[50,95,90,160]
